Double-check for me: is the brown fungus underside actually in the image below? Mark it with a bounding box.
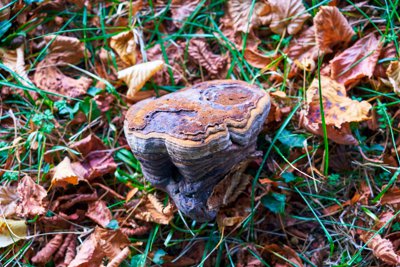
[124,80,271,221]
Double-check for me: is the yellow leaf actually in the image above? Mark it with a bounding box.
[387,61,400,94]
[110,30,137,66]
[0,219,27,248]
[0,45,32,86]
[51,157,79,188]
[306,76,371,128]
[118,60,164,98]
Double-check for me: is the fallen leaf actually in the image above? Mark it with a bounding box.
[71,152,117,181]
[286,26,318,75]
[263,244,304,267]
[380,187,400,205]
[306,76,371,127]
[302,76,371,144]
[110,30,138,66]
[227,0,271,32]
[85,200,112,227]
[360,231,400,265]
[387,61,400,94]
[16,176,47,217]
[243,48,271,69]
[268,0,310,35]
[330,33,383,87]
[188,39,227,75]
[118,60,164,98]
[69,227,130,267]
[208,161,251,210]
[170,0,200,27]
[51,157,79,188]
[0,219,27,248]
[0,186,19,218]
[314,6,355,54]
[106,247,130,267]
[135,194,174,225]
[0,45,32,86]
[70,134,106,157]
[31,234,64,264]
[33,35,92,98]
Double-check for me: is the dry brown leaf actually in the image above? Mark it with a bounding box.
[118,60,164,98]
[301,76,371,145]
[85,200,112,227]
[31,234,64,264]
[33,35,92,98]
[0,219,27,248]
[135,194,174,225]
[0,186,18,218]
[16,176,47,217]
[380,187,400,205]
[188,39,227,75]
[360,231,400,265]
[70,227,130,267]
[268,0,310,35]
[330,33,383,87]
[170,0,200,27]
[314,6,355,54]
[243,48,271,69]
[51,157,79,188]
[208,161,251,210]
[110,30,138,66]
[106,247,130,267]
[227,0,271,33]
[263,244,304,267]
[0,45,32,86]
[286,26,318,75]
[387,61,400,94]
[70,134,106,157]
[68,229,104,267]
[71,152,117,181]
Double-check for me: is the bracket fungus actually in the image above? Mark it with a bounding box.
[124,80,271,221]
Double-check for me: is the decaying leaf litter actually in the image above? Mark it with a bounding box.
[0,0,399,266]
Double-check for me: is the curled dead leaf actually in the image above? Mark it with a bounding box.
[110,30,138,66]
[31,234,64,264]
[0,45,32,86]
[0,219,27,248]
[16,176,47,217]
[243,48,271,69]
[69,227,130,267]
[387,61,400,94]
[0,186,18,218]
[268,0,310,35]
[314,6,355,54]
[134,194,175,225]
[52,157,79,188]
[188,39,227,75]
[360,231,400,265]
[118,60,164,98]
[286,26,318,75]
[85,200,112,227]
[330,33,383,87]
